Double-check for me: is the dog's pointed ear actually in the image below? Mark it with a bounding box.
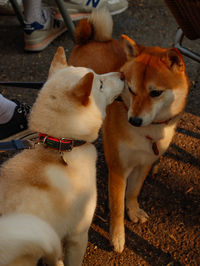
[48,46,68,78]
[121,34,142,59]
[72,72,94,106]
[161,48,185,72]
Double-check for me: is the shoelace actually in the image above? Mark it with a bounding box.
[19,103,31,117]
[13,100,31,118]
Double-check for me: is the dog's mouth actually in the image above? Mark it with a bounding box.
[128,116,175,127]
[112,94,122,102]
[117,96,172,127]
[128,114,157,127]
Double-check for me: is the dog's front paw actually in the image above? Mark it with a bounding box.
[126,201,149,223]
[56,260,64,266]
[110,224,125,253]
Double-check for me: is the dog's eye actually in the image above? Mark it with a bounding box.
[128,86,136,96]
[99,80,103,91]
[149,90,163,97]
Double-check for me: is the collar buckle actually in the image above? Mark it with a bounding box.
[59,138,74,152]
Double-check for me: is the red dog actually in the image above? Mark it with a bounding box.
[69,9,190,253]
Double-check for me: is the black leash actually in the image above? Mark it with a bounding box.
[0,81,44,89]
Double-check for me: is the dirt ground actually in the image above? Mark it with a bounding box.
[0,0,200,265]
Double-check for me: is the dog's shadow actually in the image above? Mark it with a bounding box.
[89,208,182,266]
[89,131,200,265]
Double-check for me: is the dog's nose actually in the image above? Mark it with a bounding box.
[129,117,142,127]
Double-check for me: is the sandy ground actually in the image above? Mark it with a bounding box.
[0,0,199,265]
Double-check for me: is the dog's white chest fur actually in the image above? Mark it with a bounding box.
[45,144,97,237]
[119,122,177,171]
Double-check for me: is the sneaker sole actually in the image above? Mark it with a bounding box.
[24,26,67,52]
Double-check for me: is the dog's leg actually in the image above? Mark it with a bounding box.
[109,169,127,253]
[126,164,152,223]
[64,232,88,266]
[56,260,64,266]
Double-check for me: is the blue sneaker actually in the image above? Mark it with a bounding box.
[24,8,67,52]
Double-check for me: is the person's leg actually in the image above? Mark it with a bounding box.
[23,0,45,24]
[0,94,31,141]
[0,94,16,124]
[22,0,67,52]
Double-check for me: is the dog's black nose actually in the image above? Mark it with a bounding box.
[129,117,142,127]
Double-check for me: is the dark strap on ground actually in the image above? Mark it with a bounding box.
[0,139,32,151]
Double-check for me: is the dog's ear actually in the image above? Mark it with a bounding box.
[161,48,185,72]
[121,34,142,59]
[71,72,94,106]
[48,46,68,78]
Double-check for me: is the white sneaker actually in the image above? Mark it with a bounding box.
[64,0,128,21]
[24,8,67,52]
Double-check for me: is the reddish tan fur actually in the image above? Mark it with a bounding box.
[74,19,92,45]
[68,10,126,74]
[69,41,126,74]
[69,9,190,253]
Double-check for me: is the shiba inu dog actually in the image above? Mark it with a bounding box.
[69,9,190,253]
[0,46,124,266]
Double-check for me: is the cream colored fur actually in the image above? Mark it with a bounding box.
[0,47,124,265]
[0,214,62,266]
[88,8,113,41]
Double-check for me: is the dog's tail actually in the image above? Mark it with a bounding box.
[75,8,113,45]
[0,213,62,266]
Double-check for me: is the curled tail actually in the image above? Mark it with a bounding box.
[0,214,62,266]
[75,8,113,45]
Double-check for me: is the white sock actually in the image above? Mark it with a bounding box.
[0,94,17,124]
[23,0,46,24]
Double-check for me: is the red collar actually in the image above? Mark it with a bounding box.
[38,133,86,152]
[146,135,159,156]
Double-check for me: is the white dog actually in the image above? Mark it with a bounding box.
[0,46,124,266]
